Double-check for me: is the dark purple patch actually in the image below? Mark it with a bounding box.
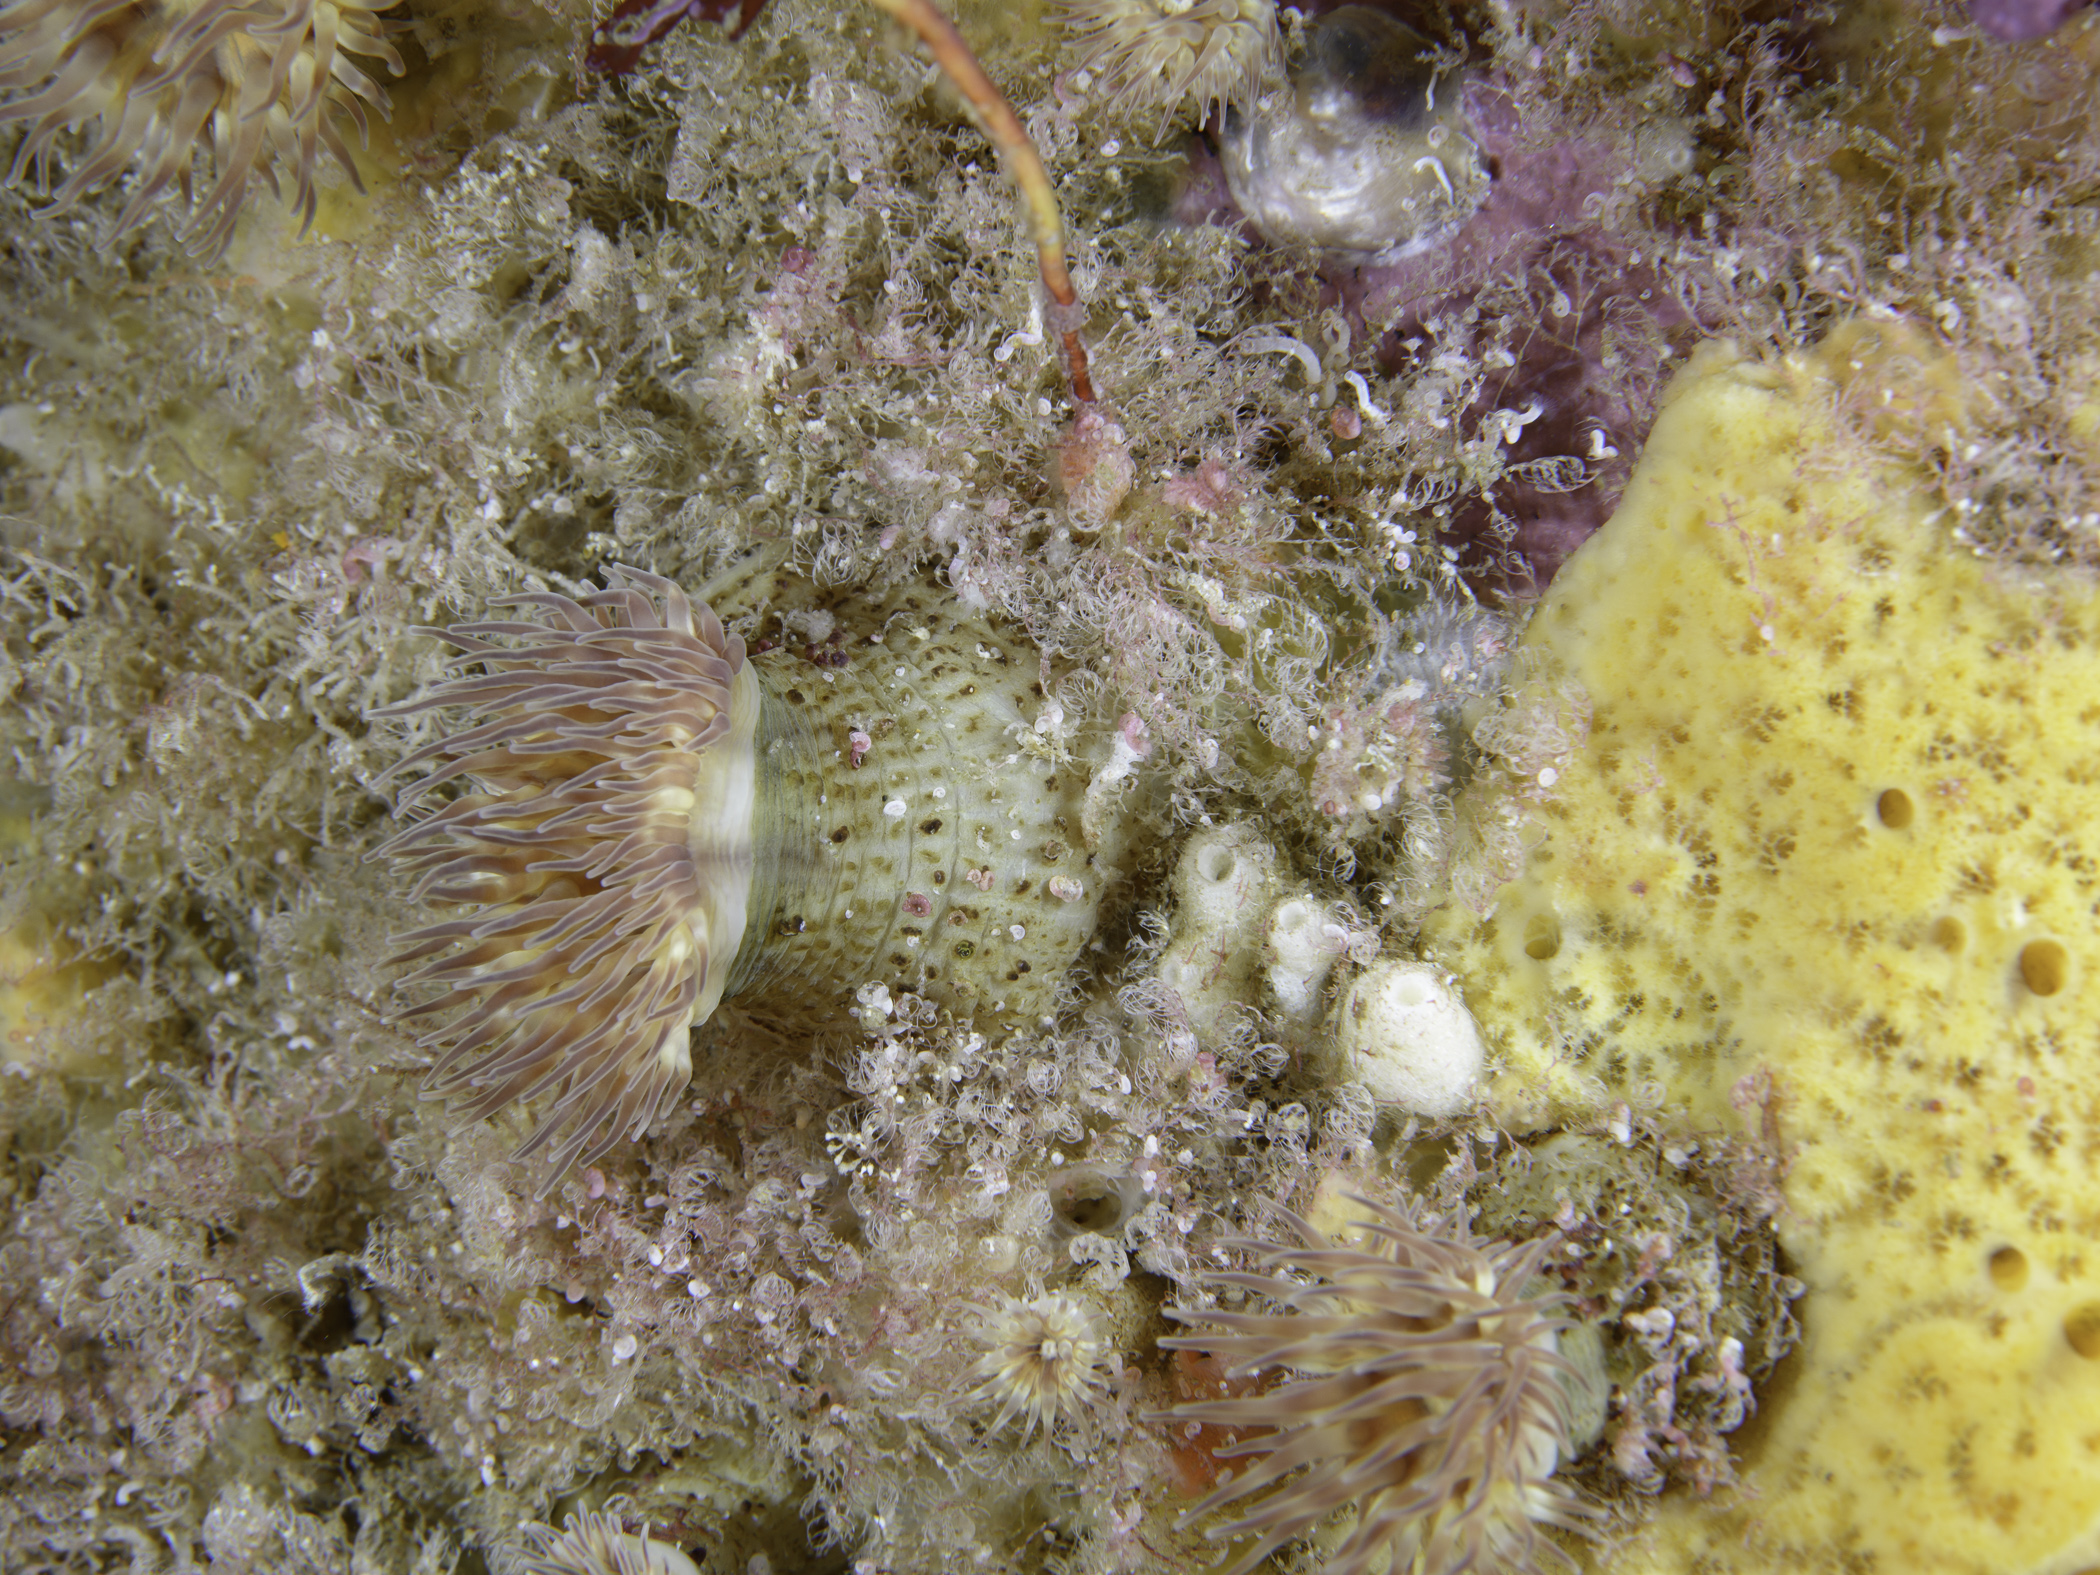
[586,0,769,76]
[1966,0,2091,40]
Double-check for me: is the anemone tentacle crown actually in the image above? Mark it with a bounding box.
[375,566,1125,1179]
[0,0,405,253]
[1161,1193,1588,1575]
[1062,0,1281,138]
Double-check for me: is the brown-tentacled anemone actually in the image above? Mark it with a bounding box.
[1060,0,1280,140]
[1159,1193,1591,1575]
[0,0,404,254]
[373,566,1126,1183]
[519,1510,699,1575]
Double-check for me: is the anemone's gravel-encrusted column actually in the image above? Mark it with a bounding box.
[730,581,1119,1029]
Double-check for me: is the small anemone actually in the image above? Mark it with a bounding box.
[518,1510,699,1575]
[372,566,759,1181]
[1061,0,1279,140]
[0,0,405,255]
[968,1291,1114,1441]
[1159,1193,1589,1575]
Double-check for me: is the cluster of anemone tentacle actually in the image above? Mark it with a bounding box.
[373,567,756,1183]
[1061,0,1279,139]
[1160,1193,1590,1575]
[1,0,404,254]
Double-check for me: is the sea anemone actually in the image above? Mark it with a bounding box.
[374,567,757,1178]
[967,1292,1114,1440]
[1159,1193,1588,1575]
[374,566,1127,1182]
[519,1510,700,1575]
[0,0,405,256]
[1062,0,1279,140]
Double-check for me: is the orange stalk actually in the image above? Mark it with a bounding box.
[859,0,1095,403]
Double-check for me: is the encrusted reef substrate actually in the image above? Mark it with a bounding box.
[3,0,2100,1572]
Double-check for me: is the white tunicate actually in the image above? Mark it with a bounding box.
[1264,893,1338,1021]
[1156,824,1282,1043]
[1330,960,1485,1116]
[1218,9,1489,261]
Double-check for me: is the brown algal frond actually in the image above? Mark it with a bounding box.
[0,0,405,256]
[373,566,759,1185]
[1160,1194,1590,1575]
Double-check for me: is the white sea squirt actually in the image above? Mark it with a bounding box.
[1218,5,1489,261]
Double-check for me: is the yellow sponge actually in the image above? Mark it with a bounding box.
[0,793,111,1077]
[1424,334,2100,1573]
